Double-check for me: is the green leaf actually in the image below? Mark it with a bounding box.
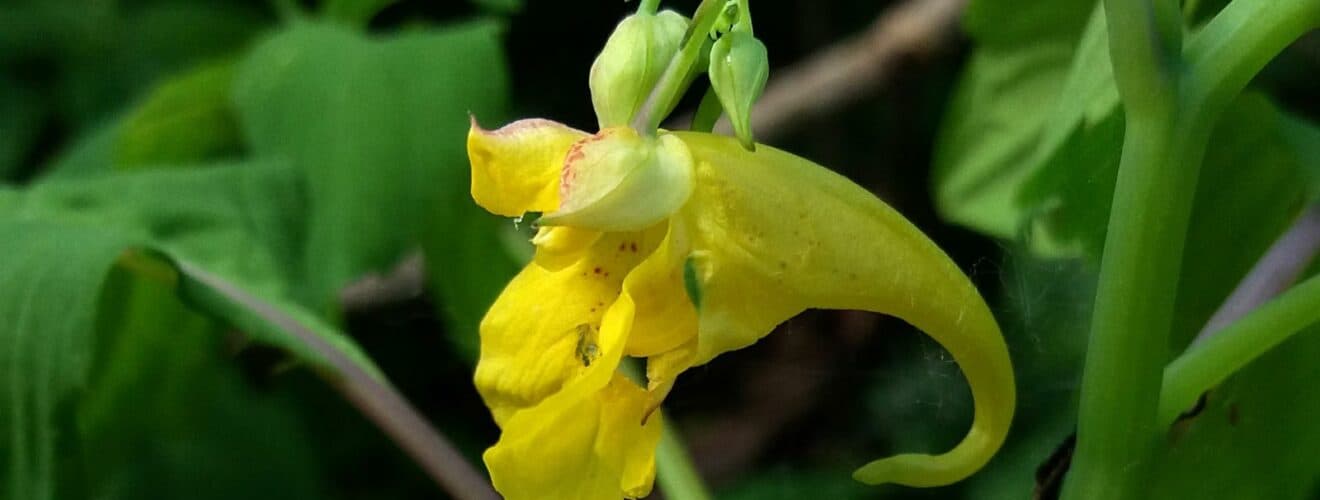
[18,1,268,129]
[114,59,242,169]
[962,0,1095,44]
[1022,4,1117,189]
[1150,325,1320,499]
[79,266,325,500]
[1016,108,1124,257]
[0,222,131,500]
[423,209,520,360]
[931,0,1096,238]
[931,44,1074,238]
[0,226,325,500]
[232,19,517,347]
[38,119,122,181]
[0,163,385,499]
[13,161,382,371]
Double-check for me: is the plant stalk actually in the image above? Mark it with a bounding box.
[1063,0,1320,498]
[1062,0,1188,497]
[633,0,724,133]
[655,420,713,500]
[639,0,661,15]
[1159,272,1320,426]
[1063,110,1211,500]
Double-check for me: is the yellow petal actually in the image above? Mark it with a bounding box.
[675,131,1016,488]
[480,220,693,499]
[643,338,697,415]
[532,225,602,258]
[531,225,604,270]
[485,374,664,500]
[474,226,665,424]
[468,117,587,217]
[625,217,698,358]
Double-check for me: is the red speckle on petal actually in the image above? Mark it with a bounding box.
[559,131,613,200]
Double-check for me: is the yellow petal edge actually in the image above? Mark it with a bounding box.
[468,117,587,217]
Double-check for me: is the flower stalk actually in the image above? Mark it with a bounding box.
[633,0,725,133]
[638,0,661,15]
[655,422,713,500]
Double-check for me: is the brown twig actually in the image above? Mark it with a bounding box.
[178,262,499,500]
[673,0,967,140]
[340,250,428,312]
[1193,205,1320,345]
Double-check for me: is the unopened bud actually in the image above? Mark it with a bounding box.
[708,30,768,150]
[589,11,689,128]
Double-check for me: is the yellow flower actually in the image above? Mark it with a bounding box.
[467,117,1015,499]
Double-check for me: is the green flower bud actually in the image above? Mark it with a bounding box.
[708,30,768,150]
[589,11,689,129]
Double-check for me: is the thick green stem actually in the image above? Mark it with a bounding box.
[1062,0,1187,498]
[1064,0,1320,498]
[1063,111,1211,500]
[1158,273,1320,426]
[655,421,712,500]
[633,0,723,133]
[638,0,661,15]
[1102,0,1182,117]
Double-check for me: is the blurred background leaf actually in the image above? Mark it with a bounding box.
[0,158,441,499]
[79,265,326,500]
[930,0,1095,239]
[231,19,517,352]
[114,60,242,169]
[1021,93,1320,349]
[1149,320,1320,499]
